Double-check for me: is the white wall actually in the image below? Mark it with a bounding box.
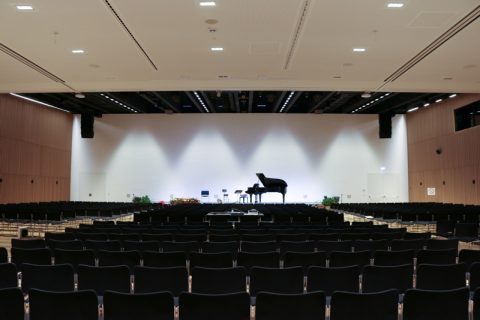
[71,113,408,203]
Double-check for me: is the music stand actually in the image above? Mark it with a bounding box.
[201,190,209,203]
[234,190,242,203]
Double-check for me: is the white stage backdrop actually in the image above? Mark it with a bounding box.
[71,114,408,203]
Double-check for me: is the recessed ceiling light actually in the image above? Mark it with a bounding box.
[353,48,366,52]
[200,1,216,6]
[211,47,224,51]
[449,94,457,98]
[74,93,86,99]
[407,107,419,113]
[423,103,430,107]
[435,99,443,103]
[16,5,33,10]
[361,92,372,98]
[387,3,404,8]
[71,49,85,54]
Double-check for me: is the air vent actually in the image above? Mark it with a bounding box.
[103,0,158,70]
[384,5,480,83]
[283,0,311,70]
[0,42,66,84]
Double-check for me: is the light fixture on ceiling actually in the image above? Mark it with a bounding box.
[200,1,216,6]
[279,91,295,112]
[211,47,224,51]
[193,91,210,112]
[423,103,430,107]
[71,49,85,54]
[435,99,443,103]
[361,92,372,98]
[75,93,86,99]
[407,107,419,113]
[9,93,69,112]
[353,48,366,52]
[16,5,33,10]
[387,3,404,8]
[449,94,457,98]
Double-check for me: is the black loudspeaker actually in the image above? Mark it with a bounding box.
[379,113,392,139]
[81,113,94,138]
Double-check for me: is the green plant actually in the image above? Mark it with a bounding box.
[322,196,339,206]
[132,195,152,204]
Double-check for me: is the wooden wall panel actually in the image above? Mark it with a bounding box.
[407,93,480,204]
[0,94,72,204]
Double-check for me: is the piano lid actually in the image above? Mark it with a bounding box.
[256,173,287,187]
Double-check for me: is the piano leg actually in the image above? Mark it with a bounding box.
[282,193,285,204]
[259,194,262,203]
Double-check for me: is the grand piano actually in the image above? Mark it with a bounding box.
[245,173,288,204]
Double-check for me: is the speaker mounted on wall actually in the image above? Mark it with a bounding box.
[378,113,392,139]
[81,113,94,138]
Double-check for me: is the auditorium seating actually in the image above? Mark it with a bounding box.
[2,203,480,318]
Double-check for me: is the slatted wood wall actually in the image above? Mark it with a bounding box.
[407,93,480,204]
[0,94,72,203]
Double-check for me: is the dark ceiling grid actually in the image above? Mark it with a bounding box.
[21,91,459,116]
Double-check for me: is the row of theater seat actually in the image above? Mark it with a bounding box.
[5,246,477,272]
[1,286,477,320]
[3,262,480,295]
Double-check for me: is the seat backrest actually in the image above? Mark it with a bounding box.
[21,263,74,293]
[11,238,46,249]
[189,252,233,269]
[191,267,246,294]
[84,240,121,253]
[241,234,276,242]
[283,251,327,271]
[104,290,174,320]
[0,288,24,320]
[47,239,84,251]
[374,249,414,266]
[416,249,457,265]
[141,233,174,242]
[352,240,389,253]
[256,291,326,320]
[330,289,398,320]
[29,289,98,320]
[161,241,200,257]
[241,241,278,253]
[123,241,160,253]
[249,266,304,296]
[403,287,469,320]
[316,240,351,254]
[97,250,141,272]
[236,251,280,271]
[54,249,95,272]
[0,247,8,263]
[279,241,315,255]
[390,239,426,253]
[329,250,371,268]
[77,265,131,295]
[178,292,250,320]
[416,263,466,290]
[142,251,187,268]
[45,232,76,241]
[11,248,52,268]
[175,233,207,243]
[134,266,188,296]
[403,232,431,240]
[362,264,413,293]
[425,238,459,254]
[473,288,480,320]
[307,265,359,296]
[0,263,18,289]
[202,241,239,254]
[459,249,480,269]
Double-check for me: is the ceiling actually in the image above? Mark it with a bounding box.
[1,0,479,114]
